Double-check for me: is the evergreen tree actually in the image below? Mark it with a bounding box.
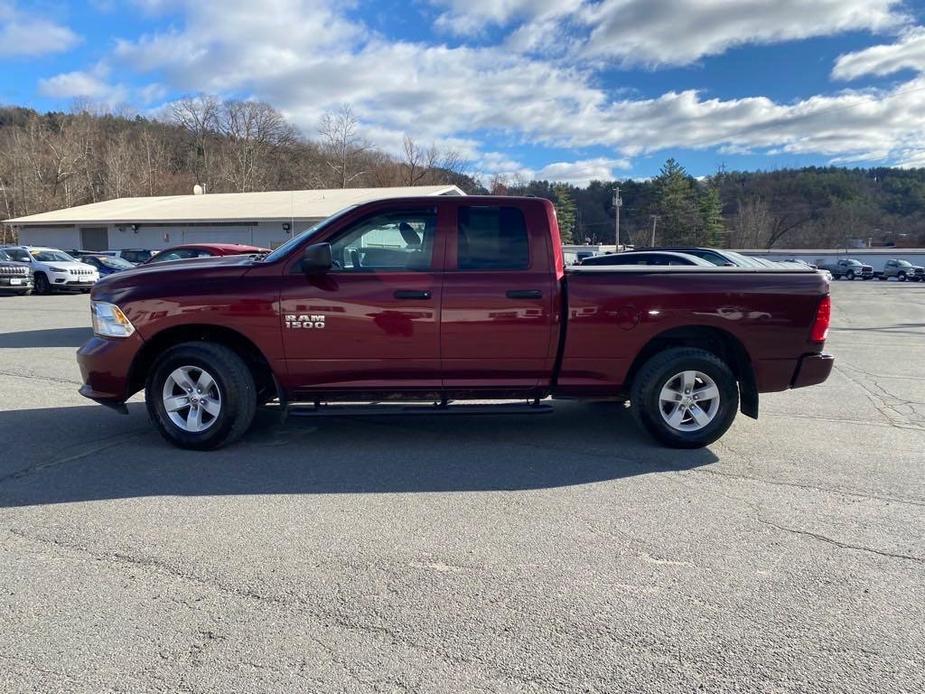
[653,158,701,245]
[553,184,576,244]
[698,185,725,246]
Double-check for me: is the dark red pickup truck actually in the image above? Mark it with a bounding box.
[78,196,833,450]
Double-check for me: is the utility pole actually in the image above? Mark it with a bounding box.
[650,215,659,247]
[613,186,623,251]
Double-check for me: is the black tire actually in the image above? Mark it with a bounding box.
[631,347,739,449]
[146,341,257,450]
[34,272,50,294]
[898,272,907,282]
[845,270,855,281]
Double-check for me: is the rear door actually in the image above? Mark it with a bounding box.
[440,201,557,389]
[279,205,444,392]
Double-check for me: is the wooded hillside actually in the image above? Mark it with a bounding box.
[3,101,925,249]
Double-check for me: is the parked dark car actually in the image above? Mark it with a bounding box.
[80,255,136,276]
[579,251,714,267]
[109,249,153,264]
[144,243,270,265]
[0,248,34,295]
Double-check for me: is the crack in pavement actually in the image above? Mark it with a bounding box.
[0,428,150,486]
[4,528,572,691]
[692,463,925,509]
[834,363,923,430]
[0,369,82,386]
[756,518,924,564]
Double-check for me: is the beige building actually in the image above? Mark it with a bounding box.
[5,185,464,251]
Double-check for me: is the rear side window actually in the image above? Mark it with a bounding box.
[457,206,529,270]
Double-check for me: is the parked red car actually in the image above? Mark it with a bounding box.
[144,243,269,264]
[78,196,833,450]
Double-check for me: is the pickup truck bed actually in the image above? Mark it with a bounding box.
[78,195,833,450]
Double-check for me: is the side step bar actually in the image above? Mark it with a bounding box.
[285,400,554,418]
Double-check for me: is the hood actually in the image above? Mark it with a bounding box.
[92,253,258,302]
[41,259,98,271]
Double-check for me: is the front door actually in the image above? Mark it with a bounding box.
[440,203,558,389]
[279,206,443,394]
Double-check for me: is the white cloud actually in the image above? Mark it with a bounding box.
[38,70,120,100]
[430,0,581,35]
[535,157,630,184]
[833,27,925,80]
[0,1,80,57]
[579,0,907,66]
[51,0,925,172]
[429,1,908,67]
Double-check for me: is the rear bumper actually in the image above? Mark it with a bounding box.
[791,353,835,389]
[76,333,144,407]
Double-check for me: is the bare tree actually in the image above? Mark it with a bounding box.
[171,95,221,192]
[219,100,298,192]
[318,105,368,188]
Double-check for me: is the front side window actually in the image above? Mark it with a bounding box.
[5,248,30,262]
[457,206,529,270]
[329,209,436,272]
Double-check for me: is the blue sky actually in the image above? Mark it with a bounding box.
[3,0,925,184]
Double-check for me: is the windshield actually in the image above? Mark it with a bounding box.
[263,206,358,263]
[0,250,11,261]
[844,259,862,266]
[723,251,765,268]
[31,250,76,262]
[95,256,135,269]
[896,260,912,267]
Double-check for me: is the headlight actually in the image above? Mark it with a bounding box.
[49,266,66,272]
[91,302,136,338]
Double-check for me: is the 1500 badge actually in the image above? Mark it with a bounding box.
[285,314,326,329]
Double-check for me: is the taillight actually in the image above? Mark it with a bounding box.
[810,295,831,343]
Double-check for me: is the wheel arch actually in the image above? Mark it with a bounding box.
[625,325,758,419]
[128,324,279,403]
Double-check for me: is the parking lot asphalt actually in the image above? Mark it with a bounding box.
[0,282,922,693]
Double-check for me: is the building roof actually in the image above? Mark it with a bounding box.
[6,185,465,226]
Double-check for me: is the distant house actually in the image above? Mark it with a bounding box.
[4,185,464,251]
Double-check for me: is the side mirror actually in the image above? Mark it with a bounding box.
[302,243,333,273]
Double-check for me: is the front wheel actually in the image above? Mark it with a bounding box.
[845,270,856,281]
[898,272,907,282]
[34,273,50,294]
[631,348,739,448]
[146,342,257,450]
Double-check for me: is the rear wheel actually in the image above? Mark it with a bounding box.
[146,342,257,450]
[631,348,739,448]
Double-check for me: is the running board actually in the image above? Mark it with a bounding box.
[285,401,554,418]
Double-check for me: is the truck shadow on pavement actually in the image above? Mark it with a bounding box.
[0,327,92,348]
[0,401,719,507]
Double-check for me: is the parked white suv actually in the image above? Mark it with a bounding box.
[1,246,100,294]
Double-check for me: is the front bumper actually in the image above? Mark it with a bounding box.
[76,333,145,409]
[0,276,32,289]
[791,353,835,389]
